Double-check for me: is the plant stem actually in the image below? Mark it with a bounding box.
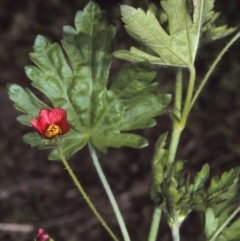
[171,219,180,241]
[165,65,196,241]
[180,65,196,127]
[190,32,240,110]
[166,67,188,176]
[166,66,195,175]
[88,142,131,241]
[174,68,183,119]
[56,147,119,241]
[148,206,162,241]
[209,206,240,241]
[166,127,182,177]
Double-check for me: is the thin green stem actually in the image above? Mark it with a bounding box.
[166,66,195,176]
[88,142,131,241]
[174,68,183,119]
[148,206,162,241]
[190,32,240,110]
[164,65,197,241]
[209,206,240,241]
[180,65,196,127]
[56,147,119,241]
[166,127,182,177]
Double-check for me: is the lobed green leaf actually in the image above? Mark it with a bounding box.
[7,84,49,126]
[114,0,204,67]
[8,1,171,160]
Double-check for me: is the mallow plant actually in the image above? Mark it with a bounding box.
[7,0,240,241]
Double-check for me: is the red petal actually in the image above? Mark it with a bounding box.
[37,228,49,241]
[39,109,51,124]
[49,108,67,124]
[60,118,70,134]
[30,118,40,130]
[30,108,70,138]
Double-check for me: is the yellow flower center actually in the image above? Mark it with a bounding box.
[45,124,62,138]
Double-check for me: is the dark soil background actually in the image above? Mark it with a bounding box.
[0,0,240,241]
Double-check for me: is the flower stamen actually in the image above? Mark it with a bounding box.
[45,124,62,138]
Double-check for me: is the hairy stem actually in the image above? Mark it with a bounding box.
[57,147,119,241]
[190,32,240,110]
[148,206,162,241]
[88,142,131,241]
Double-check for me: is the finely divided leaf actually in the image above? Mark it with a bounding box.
[114,0,204,67]
[201,0,236,43]
[8,1,171,160]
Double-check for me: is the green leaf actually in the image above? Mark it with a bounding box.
[49,130,88,160]
[114,0,204,67]
[150,132,169,204]
[152,132,169,179]
[205,208,219,238]
[7,84,50,126]
[203,178,240,241]
[193,163,209,192]
[168,181,182,207]
[217,218,240,241]
[173,160,185,181]
[201,0,236,43]
[8,1,171,160]
[214,178,240,226]
[207,168,240,196]
[23,132,50,150]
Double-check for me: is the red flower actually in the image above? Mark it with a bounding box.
[36,228,49,241]
[31,108,70,139]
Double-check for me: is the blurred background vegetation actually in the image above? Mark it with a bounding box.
[0,0,240,240]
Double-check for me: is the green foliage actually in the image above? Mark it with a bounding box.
[151,132,169,204]
[151,158,240,224]
[201,0,236,43]
[207,168,239,197]
[204,179,240,241]
[114,0,236,67]
[8,1,171,160]
[192,163,210,192]
[205,208,219,238]
[114,0,204,67]
[7,84,50,126]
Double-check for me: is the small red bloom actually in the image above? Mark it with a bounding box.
[31,108,70,139]
[37,228,49,241]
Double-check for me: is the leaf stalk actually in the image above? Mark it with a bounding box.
[190,32,240,110]
[88,142,131,241]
